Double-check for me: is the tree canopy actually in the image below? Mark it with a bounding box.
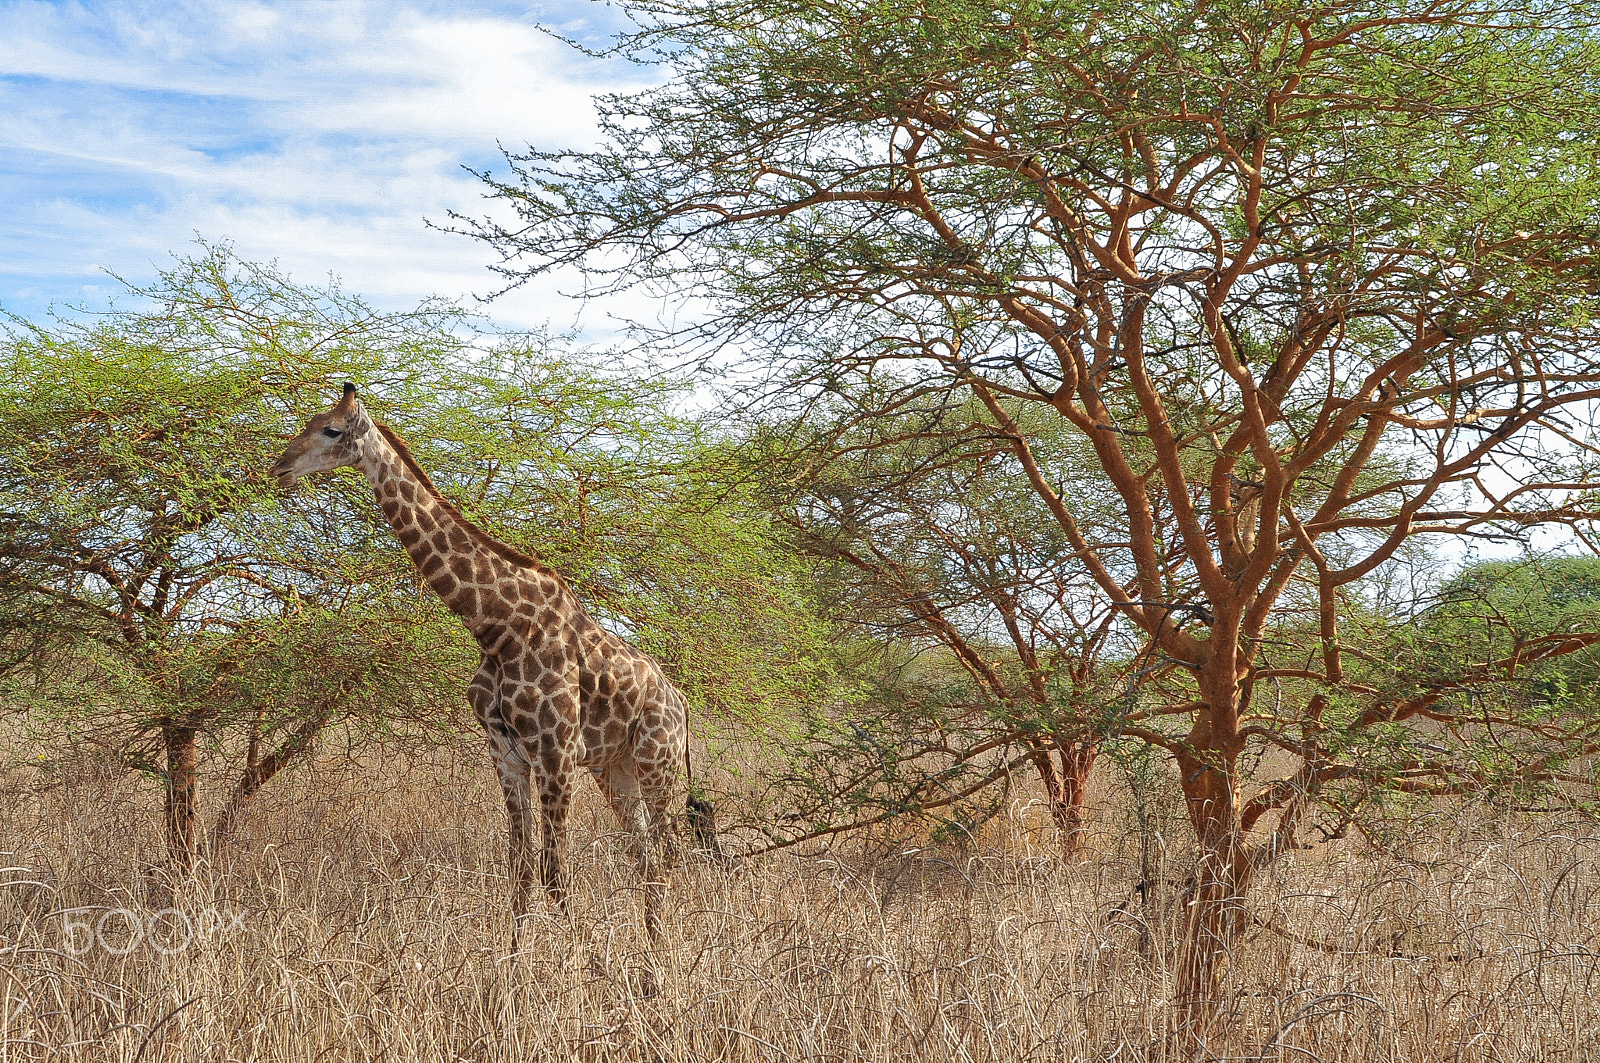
[0,245,834,865]
[465,0,1600,1021]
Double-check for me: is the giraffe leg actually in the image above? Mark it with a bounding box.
[595,759,673,962]
[469,663,536,945]
[630,723,686,943]
[597,763,652,844]
[532,735,575,917]
[599,762,661,923]
[495,745,535,935]
[640,775,682,942]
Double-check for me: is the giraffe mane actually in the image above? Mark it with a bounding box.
[375,423,548,573]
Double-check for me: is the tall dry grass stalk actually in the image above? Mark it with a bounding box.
[2,744,1597,1061]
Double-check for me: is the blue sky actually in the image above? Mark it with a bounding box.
[0,0,653,332]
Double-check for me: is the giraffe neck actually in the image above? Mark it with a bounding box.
[353,424,540,633]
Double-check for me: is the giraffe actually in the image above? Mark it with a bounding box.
[270,384,691,939]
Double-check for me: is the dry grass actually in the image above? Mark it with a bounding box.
[2,743,1598,1062]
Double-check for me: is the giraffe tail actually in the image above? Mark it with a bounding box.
[684,745,733,864]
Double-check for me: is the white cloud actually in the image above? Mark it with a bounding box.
[305,14,607,144]
[0,0,659,334]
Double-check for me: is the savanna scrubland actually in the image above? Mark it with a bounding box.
[4,739,1599,1061]
[8,0,1600,1059]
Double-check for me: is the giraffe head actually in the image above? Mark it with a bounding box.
[270,383,374,487]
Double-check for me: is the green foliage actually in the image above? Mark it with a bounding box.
[380,350,838,723]
[709,386,1135,845]
[1254,555,1600,817]
[1434,556,1600,645]
[465,0,1600,879]
[482,0,1600,330]
[1423,555,1600,728]
[0,244,840,848]
[0,242,478,769]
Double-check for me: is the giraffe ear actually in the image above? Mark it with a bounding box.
[337,382,372,437]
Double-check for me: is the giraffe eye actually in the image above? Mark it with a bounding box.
[321,427,344,439]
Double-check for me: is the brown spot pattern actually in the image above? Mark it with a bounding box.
[301,406,690,940]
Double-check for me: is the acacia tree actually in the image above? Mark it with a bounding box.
[0,247,479,866]
[1353,554,1600,815]
[466,0,1600,1024]
[749,390,1136,850]
[2,245,832,869]
[405,344,832,727]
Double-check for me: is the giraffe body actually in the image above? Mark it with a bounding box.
[271,385,686,936]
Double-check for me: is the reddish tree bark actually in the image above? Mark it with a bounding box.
[1058,741,1097,852]
[468,0,1600,1033]
[1031,738,1099,854]
[162,722,198,871]
[207,711,330,854]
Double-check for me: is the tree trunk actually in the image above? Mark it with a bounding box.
[1028,737,1099,854]
[207,711,328,855]
[1024,739,1100,858]
[1172,722,1253,1042]
[163,723,198,871]
[1058,741,1097,854]
[1173,835,1254,1020]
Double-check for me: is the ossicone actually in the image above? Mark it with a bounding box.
[343,382,357,398]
